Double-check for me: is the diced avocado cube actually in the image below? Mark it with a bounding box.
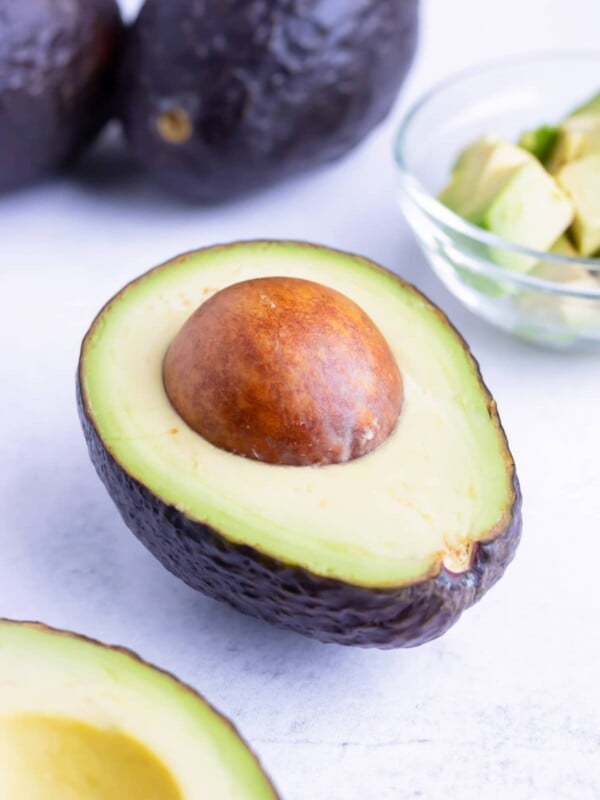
[559,278,600,330]
[439,137,530,224]
[550,234,579,257]
[518,235,600,334]
[569,90,600,119]
[483,161,574,271]
[518,274,600,333]
[547,114,600,174]
[519,125,559,164]
[556,154,600,256]
[529,236,588,283]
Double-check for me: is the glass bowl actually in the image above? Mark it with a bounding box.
[394,53,600,349]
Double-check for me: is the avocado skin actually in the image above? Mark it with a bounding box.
[77,387,521,650]
[119,0,418,202]
[0,0,123,193]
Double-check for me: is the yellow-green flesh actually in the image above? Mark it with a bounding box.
[81,242,515,588]
[0,622,276,800]
[556,155,600,256]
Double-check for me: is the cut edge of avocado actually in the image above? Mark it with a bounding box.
[0,619,280,799]
[77,241,521,648]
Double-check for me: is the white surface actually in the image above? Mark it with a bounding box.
[1,0,599,797]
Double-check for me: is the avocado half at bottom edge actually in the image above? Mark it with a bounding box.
[0,619,279,799]
[77,241,522,648]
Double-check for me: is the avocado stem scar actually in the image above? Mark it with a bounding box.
[162,276,403,466]
[156,108,193,144]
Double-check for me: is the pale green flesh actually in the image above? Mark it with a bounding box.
[440,136,530,224]
[483,159,574,271]
[518,125,559,164]
[519,236,600,330]
[570,90,600,119]
[547,115,600,175]
[439,139,573,272]
[82,242,514,587]
[557,155,600,256]
[0,622,276,800]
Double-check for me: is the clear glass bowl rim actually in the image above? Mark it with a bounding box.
[394,51,600,298]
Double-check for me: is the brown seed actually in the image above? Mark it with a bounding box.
[163,277,403,466]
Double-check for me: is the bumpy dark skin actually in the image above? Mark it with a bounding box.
[0,0,123,193]
[119,0,418,201]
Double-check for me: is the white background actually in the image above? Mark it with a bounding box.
[1,1,599,797]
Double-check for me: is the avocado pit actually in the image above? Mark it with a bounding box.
[163,276,403,466]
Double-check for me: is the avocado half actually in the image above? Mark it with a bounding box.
[0,0,123,193]
[78,241,521,648]
[119,0,418,201]
[0,620,279,799]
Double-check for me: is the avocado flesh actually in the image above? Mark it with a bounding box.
[518,125,559,164]
[530,235,583,280]
[556,155,600,256]
[0,621,278,800]
[80,242,516,591]
[439,138,573,271]
[439,137,530,224]
[482,159,574,271]
[1,717,182,800]
[547,115,600,175]
[569,91,600,119]
[518,237,600,332]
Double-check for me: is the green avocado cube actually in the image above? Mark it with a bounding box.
[556,154,600,256]
[547,114,600,174]
[529,236,587,282]
[482,160,574,271]
[569,90,600,119]
[439,136,530,224]
[518,235,600,336]
[519,125,559,164]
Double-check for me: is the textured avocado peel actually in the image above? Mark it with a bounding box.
[0,0,123,193]
[119,0,419,201]
[78,242,521,648]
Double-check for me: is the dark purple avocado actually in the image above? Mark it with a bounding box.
[0,0,123,193]
[118,0,419,201]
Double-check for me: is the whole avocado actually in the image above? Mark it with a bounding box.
[120,0,419,202]
[0,0,123,193]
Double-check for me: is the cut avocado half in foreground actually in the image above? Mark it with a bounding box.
[0,620,279,799]
[78,241,521,648]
